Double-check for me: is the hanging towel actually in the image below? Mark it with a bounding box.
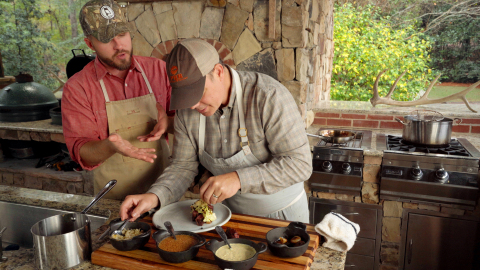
[315,212,360,252]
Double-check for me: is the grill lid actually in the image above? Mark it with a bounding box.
[0,74,59,122]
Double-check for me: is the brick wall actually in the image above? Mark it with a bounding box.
[314,112,480,133]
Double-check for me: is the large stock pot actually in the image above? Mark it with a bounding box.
[30,180,116,270]
[395,110,461,146]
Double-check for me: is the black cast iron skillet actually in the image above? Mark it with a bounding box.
[205,238,267,270]
[108,219,151,251]
[66,49,95,79]
[153,229,206,263]
[266,222,310,258]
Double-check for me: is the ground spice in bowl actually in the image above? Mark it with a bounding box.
[158,234,198,252]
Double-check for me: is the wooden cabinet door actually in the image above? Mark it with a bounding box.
[404,213,478,270]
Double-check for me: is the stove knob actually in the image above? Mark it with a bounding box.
[342,163,351,174]
[322,161,333,172]
[435,168,449,184]
[410,166,423,180]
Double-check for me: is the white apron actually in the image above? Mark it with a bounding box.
[88,59,170,200]
[198,68,308,222]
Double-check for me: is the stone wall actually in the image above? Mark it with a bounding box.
[122,0,334,125]
[0,130,89,195]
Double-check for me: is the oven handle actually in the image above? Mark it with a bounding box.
[408,238,413,264]
[333,211,359,215]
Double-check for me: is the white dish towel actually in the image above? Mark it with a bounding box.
[315,212,360,252]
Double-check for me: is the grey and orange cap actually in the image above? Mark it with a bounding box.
[79,0,131,43]
[165,39,220,110]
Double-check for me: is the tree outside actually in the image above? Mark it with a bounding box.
[0,0,90,90]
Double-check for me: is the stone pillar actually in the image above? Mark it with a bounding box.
[127,0,334,127]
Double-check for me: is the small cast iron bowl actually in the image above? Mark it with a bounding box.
[266,222,310,258]
[108,219,151,251]
[205,238,267,270]
[153,229,206,263]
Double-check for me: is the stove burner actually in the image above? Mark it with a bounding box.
[386,135,472,157]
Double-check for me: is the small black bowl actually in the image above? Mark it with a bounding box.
[108,219,151,251]
[49,106,62,125]
[153,230,206,263]
[205,238,267,270]
[266,222,310,258]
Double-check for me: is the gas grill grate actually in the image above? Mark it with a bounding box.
[386,135,472,157]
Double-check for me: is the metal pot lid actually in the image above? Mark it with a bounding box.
[406,109,444,122]
[0,74,58,108]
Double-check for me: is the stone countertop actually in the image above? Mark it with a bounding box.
[0,186,346,269]
[0,119,63,133]
[315,100,480,119]
[306,124,480,158]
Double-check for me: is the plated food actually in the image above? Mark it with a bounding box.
[152,199,231,233]
[191,199,217,226]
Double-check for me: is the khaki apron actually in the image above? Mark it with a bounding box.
[198,68,308,222]
[88,59,170,200]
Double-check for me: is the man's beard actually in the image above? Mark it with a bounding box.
[98,49,132,71]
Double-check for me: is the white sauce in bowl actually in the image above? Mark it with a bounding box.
[215,243,256,261]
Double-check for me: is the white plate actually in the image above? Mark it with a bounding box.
[152,200,232,233]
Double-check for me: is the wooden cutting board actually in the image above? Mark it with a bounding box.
[92,213,321,270]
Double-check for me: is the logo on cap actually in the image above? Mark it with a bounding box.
[100,6,115,19]
[169,66,187,83]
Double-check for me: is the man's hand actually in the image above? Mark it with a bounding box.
[200,171,241,205]
[109,133,157,163]
[137,103,169,142]
[120,193,159,221]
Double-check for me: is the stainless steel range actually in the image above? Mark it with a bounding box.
[309,129,372,196]
[377,134,480,210]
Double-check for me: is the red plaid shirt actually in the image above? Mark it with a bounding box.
[62,55,173,170]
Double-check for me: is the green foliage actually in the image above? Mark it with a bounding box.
[429,10,480,83]
[331,4,436,101]
[0,0,91,91]
[0,0,58,89]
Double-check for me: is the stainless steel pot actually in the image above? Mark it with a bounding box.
[395,116,462,146]
[30,180,116,270]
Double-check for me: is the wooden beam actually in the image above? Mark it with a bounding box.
[268,0,276,39]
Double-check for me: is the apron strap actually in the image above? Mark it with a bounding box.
[231,69,251,155]
[134,59,154,95]
[99,79,110,103]
[199,68,252,156]
[199,113,206,155]
[99,58,154,103]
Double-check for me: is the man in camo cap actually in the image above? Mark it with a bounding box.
[79,0,131,44]
[61,0,174,200]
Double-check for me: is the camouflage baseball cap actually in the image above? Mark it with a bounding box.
[79,0,131,43]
